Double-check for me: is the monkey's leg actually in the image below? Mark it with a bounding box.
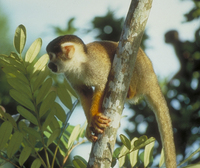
[90,88,111,137]
[145,84,177,168]
[73,86,98,141]
[74,86,93,120]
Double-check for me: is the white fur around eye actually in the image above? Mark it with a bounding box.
[49,52,56,60]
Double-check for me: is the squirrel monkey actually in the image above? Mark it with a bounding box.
[46,35,176,168]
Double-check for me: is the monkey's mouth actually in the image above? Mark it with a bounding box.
[48,62,57,72]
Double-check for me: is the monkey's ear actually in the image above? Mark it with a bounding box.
[61,44,75,59]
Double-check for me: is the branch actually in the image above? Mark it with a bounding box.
[87,0,153,167]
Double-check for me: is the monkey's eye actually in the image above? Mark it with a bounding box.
[48,53,55,60]
[49,54,53,60]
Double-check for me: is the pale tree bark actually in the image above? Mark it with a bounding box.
[87,0,153,168]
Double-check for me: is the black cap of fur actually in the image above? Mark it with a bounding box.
[46,35,87,53]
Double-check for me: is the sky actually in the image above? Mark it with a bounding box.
[1,0,199,78]
[0,0,199,166]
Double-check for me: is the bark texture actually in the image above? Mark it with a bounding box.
[87,0,153,167]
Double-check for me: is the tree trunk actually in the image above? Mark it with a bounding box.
[87,0,153,167]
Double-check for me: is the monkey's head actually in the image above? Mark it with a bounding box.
[46,35,87,73]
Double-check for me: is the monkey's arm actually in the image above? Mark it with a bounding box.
[90,87,111,136]
[73,85,110,141]
[72,85,93,121]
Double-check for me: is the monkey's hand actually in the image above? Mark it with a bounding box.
[85,125,98,142]
[86,113,111,142]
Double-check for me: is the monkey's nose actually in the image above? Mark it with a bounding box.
[48,62,57,72]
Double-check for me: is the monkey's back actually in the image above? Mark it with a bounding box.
[129,48,159,102]
[85,41,118,90]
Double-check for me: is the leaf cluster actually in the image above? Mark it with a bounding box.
[112,135,157,168]
[68,135,157,168]
[0,25,86,168]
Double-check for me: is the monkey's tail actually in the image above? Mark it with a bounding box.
[145,85,177,168]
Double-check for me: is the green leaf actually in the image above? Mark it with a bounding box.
[49,116,60,132]
[182,163,200,168]
[72,157,87,168]
[62,125,74,140]
[118,145,129,167]
[25,38,42,63]
[57,87,73,110]
[134,135,148,147]
[159,148,165,168]
[74,156,87,166]
[36,78,52,105]
[120,134,131,150]
[7,131,24,158]
[0,54,9,67]
[111,157,117,168]
[28,134,37,147]
[44,131,51,138]
[54,102,66,122]
[32,67,49,92]
[144,141,155,167]
[112,148,120,167]
[10,89,35,111]
[68,125,80,149]
[19,146,32,166]
[4,113,17,128]
[9,53,25,72]
[139,151,145,163]
[17,106,38,125]
[42,108,56,131]
[113,147,121,158]
[32,54,49,74]
[133,137,155,151]
[22,127,42,141]
[130,137,138,149]
[14,24,26,54]
[59,135,68,148]
[47,128,61,147]
[0,121,13,150]
[18,120,29,133]
[39,91,56,117]
[0,54,25,73]
[7,78,32,98]
[78,122,87,139]
[3,66,29,85]
[130,137,139,167]
[31,158,41,168]
[57,140,68,157]
[10,52,21,61]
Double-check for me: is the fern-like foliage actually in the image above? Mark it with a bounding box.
[0,25,86,168]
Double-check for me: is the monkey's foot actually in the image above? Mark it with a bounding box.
[85,125,98,142]
[86,113,111,142]
[92,113,111,133]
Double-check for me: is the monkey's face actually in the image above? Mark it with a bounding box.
[46,35,87,74]
[47,41,87,74]
[47,52,66,73]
